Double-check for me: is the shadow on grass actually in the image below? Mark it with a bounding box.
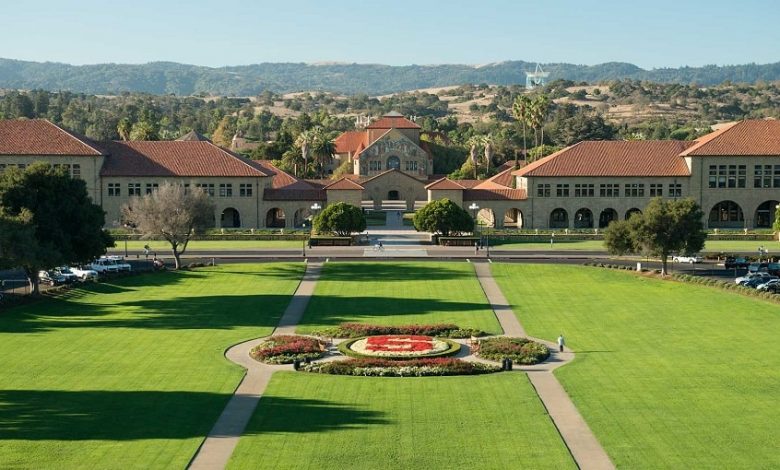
[320,263,470,281]
[0,390,387,441]
[244,396,388,435]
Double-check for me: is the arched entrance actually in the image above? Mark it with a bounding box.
[625,208,642,220]
[294,208,312,228]
[386,156,401,170]
[504,208,524,228]
[265,208,286,228]
[708,201,744,228]
[221,208,241,228]
[550,208,568,229]
[388,190,400,200]
[574,208,594,229]
[477,208,496,228]
[755,200,779,228]
[599,208,618,228]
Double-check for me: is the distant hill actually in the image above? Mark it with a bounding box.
[1,58,779,96]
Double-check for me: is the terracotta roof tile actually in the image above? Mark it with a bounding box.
[262,188,326,201]
[100,141,268,177]
[425,177,465,190]
[366,116,421,129]
[255,160,314,189]
[463,188,528,201]
[0,119,104,156]
[681,119,780,156]
[455,179,482,188]
[324,178,364,190]
[513,141,693,178]
[334,131,368,154]
[475,165,516,189]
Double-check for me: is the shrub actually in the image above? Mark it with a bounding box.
[477,337,550,365]
[301,358,501,377]
[312,322,484,339]
[250,335,326,364]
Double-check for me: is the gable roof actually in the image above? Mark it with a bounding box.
[0,119,105,156]
[475,164,516,189]
[425,177,465,190]
[324,177,365,190]
[100,141,269,177]
[176,130,211,142]
[334,130,368,154]
[254,160,316,189]
[361,168,426,186]
[366,113,421,130]
[513,140,693,178]
[680,120,780,156]
[463,188,527,201]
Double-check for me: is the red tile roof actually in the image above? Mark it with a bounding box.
[455,179,482,188]
[0,119,104,156]
[334,131,368,154]
[475,164,516,189]
[256,160,315,189]
[366,116,421,129]
[324,178,364,190]
[681,119,780,156]
[425,178,465,190]
[100,141,269,177]
[262,188,326,201]
[513,140,693,178]
[463,188,527,201]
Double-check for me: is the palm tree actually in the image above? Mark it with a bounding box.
[294,129,315,177]
[530,95,550,147]
[310,127,336,178]
[481,134,495,172]
[512,95,532,166]
[466,136,482,179]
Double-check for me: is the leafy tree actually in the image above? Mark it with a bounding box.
[211,115,237,148]
[774,204,780,239]
[129,120,158,140]
[466,136,481,178]
[0,209,36,270]
[313,202,366,236]
[310,127,336,178]
[0,163,113,293]
[603,198,705,275]
[122,182,214,269]
[413,198,474,236]
[117,117,132,141]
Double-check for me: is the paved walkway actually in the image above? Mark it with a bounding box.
[473,262,615,470]
[188,261,323,470]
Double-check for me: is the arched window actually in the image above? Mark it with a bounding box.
[386,155,401,170]
[708,201,744,228]
[550,208,568,228]
[599,208,618,228]
[574,208,594,229]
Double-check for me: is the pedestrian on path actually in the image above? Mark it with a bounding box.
[557,334,565,353]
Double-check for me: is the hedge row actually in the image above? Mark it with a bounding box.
[312,322,485,339]
[250,335,326,364]
[300,358,501,377]
[476,337,550,365]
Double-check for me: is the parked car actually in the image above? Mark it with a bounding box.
[743,276,777,289]
[757,279,780,291]
[735,272,773,284]
[38,270,67,286]
[68,266,99,281]
[88,259,120,274]
[101,256,132,272]
[767,263,780,276]
[672,255,703,264]
[724,257,749,269]
[52,267,79,284]
[748,262,769,273]
[765,283,780,294]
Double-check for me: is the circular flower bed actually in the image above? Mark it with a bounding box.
[250,335,326,364]
[476,337,549,365]
[339,335,460,359]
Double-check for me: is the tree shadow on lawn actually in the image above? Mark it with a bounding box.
[0,390,386,441]
[320,263,472,282]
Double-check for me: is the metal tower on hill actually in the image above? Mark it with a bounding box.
[525,63,549,90]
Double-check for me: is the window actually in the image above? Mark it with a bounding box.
[0,164,5,172]
[196,183,215,196]
[17,164,26,170]
[369,161,381,171]
[240,183,253,197]
[624,183,644,197]
[128,183,141,196]
[72,164,81,179]
[405,161,418,171]
[536,183,551,197]
[709,164,745,188]
[599,183,619,197]
[183,183,190,194]
[145,183,159,194]
[219,183,233,197]
[649,183,663,197]
[668,183,682,198]
[556,184,569,197]
[754,165,780,188]
[574,184,594,197]
[108,183,121,197]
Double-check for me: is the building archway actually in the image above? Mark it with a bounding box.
[294,208,312,228]
[755,200,779,228]
[574,208,594,229]
[221,208,241,228]
[599,208,618,228]
[708,200,744,228]
[265,208,286,228]
[550,208,568,229]
[386,155,401,170]
[477,208,496,228]
[625,208,642,220]
[504,208,524,228]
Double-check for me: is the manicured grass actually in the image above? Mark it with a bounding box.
[492,263,780,468]
[0,263,304,469]
[491,238,780,253]
[228,372,574,469]
[296,262,502,335]
[109,239,302,252]
[365,211,387,226]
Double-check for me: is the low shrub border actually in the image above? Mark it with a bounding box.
[312,322,485,339]
[250,335,326,364]
[476,337,550,365]
[338,336,461,359]
[300,357,501,377]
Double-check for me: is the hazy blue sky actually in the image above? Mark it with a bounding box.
[2,0,778,68]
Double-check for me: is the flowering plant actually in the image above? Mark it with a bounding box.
[340,335,460,359]
[251,335,326,364]
[301,357,501,377]
[312,323,484,339]
[476,337,549,365]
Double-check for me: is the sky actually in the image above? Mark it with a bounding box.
[1,0,778,69]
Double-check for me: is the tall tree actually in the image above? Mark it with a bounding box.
[603,198,705,275]
[774,204,780,240]
[310,127,336,178]
[0,163,113,293]
[466,136,482,178]
[512,95,532,166]
[294,129,316,177]
[117,117,132,141]
[482,133,495,170]
[122,182,215,270]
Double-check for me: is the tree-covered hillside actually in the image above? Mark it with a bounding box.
[2,58,780,95]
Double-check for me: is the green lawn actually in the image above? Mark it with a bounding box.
[491,238,779,253]
[296,262,502,335]
[365,211,387,226]
[228,372,574,469]
[109,239,302,252]
[492,263,780,468]
[0,263,304,469]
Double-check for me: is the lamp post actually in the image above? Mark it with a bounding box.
[302,221,307,257]
[309,203,322,255]
[468,203,480,251]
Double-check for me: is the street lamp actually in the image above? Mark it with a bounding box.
[308,203,322,255]
[301,221,307,257]
[468,203,480,250]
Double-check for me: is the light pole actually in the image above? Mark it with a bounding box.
[551,232,555,249]
[302,221,307,257]
[309,203,322,254]
[469,203,480,251]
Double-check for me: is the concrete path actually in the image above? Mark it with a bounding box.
[473,262,615,470]
[188,261,323,470]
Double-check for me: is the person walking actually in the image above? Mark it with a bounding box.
[557,334,565,353]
